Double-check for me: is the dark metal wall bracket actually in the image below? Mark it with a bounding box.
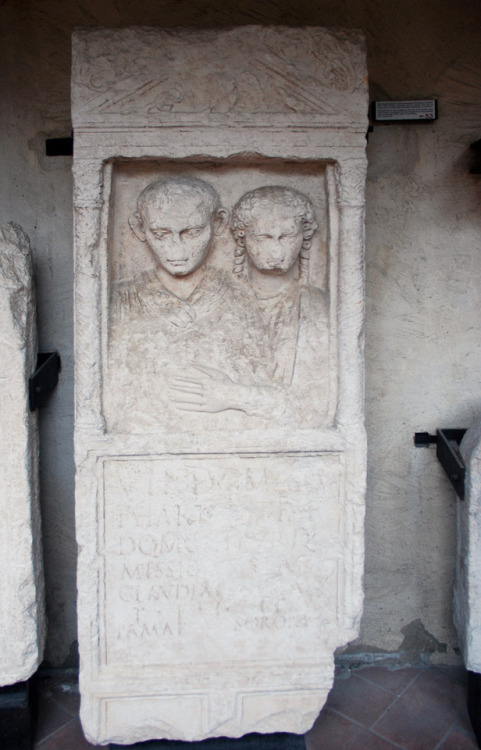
[45,134,73,156]
[470,139,481,174]
[29,352,61,411]
[414,429,467,500]
[0,680,34,750]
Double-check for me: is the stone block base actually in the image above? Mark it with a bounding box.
[110,732,305,749]
[0,681,34,750]
[468,672,481,748]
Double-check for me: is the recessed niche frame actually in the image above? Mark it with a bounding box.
[97,155,340,437]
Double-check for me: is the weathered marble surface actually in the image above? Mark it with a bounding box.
[72,26,368,744]
[455,420,481,672]
[0,223,45,685]
[72,26,367,126]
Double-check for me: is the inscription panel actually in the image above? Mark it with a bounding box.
[100,453,342,667]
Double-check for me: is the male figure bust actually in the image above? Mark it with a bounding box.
[105,176,261,433]
[115,176,227,320]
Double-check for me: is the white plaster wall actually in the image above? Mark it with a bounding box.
[1,0,480,665]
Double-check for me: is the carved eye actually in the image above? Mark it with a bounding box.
[151,229,171,240]
[182,226,205,239]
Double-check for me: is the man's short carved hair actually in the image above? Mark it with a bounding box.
[137,176,220,220]
[230,186,318,282]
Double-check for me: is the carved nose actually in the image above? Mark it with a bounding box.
[269,242,284,261]
[166,234,185,255]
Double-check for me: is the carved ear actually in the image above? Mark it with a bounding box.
[128,213,147,242]
[213,208,229,236]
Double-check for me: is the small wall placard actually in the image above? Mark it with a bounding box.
[373,100,437,122]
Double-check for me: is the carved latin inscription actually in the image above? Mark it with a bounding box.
[100,453,342,667]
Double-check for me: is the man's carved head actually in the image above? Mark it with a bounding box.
[230,186,317,281]
[129,176,228,277]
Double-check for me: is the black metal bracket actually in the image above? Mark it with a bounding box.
[414,428,467,500]
[468,671,481,749]
[0,680,34,750]
[111,732,305,749]
[29,352,61,411]
[45,134,73,156]
[470,139,481,174]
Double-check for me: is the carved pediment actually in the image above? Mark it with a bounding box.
[72,26,367,123]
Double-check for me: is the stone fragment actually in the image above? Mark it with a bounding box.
[0,222,45,686]
[455,420,481,672]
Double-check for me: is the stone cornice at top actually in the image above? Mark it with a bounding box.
[71,26,368,127]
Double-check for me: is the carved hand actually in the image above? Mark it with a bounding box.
[169,364,247,413]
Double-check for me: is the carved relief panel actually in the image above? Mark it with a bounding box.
[73,26,368,745]
[103,161,336,435]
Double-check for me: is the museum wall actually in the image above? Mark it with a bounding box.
[1,0,480,666]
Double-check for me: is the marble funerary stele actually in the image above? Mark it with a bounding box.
[72,26,368,745]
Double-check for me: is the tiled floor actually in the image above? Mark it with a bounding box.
[32,665,478,749]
